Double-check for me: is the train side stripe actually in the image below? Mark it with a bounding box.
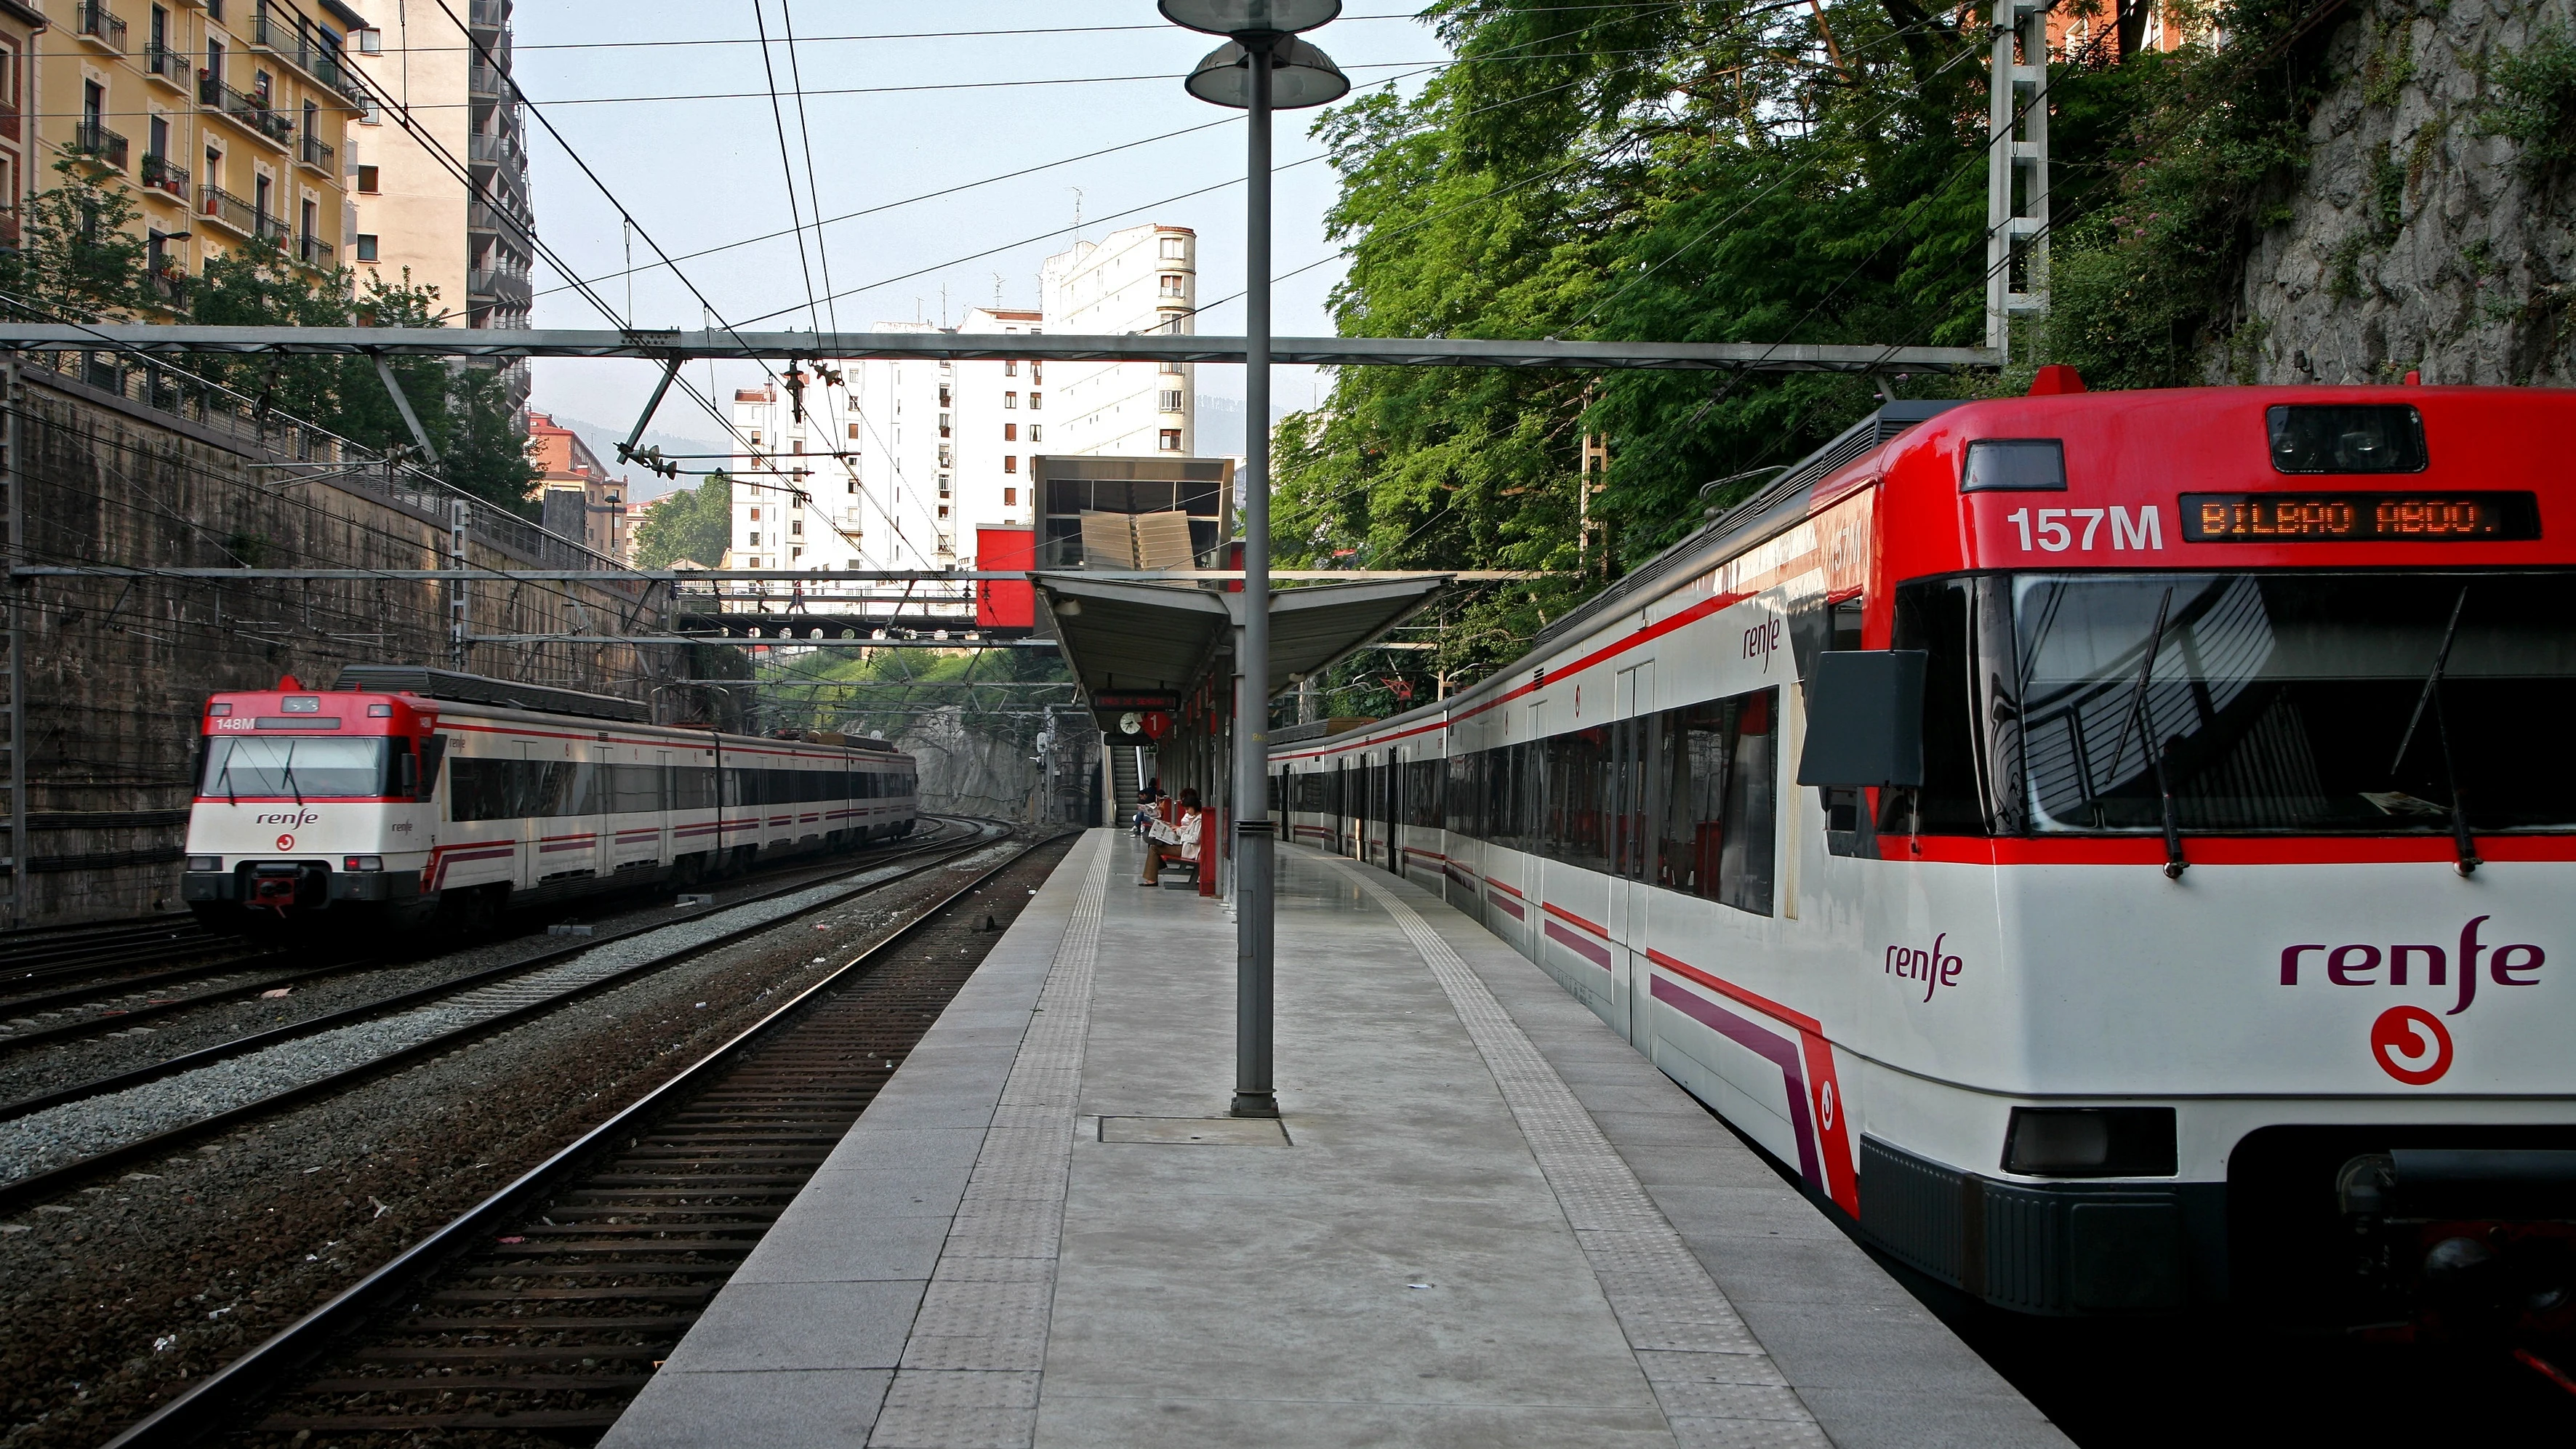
[1543,919,1613,971]
[1541,902,1609,939]
[1648,974,1823,1187]
[1645,948,1856,1212]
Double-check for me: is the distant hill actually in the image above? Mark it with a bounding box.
[1192,393,1297,459]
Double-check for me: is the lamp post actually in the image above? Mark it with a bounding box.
[1160,0,1347,1120]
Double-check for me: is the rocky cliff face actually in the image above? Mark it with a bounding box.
[897,707,1038,823]
[2220,0,2573,385]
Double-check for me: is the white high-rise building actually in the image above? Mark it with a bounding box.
[723,222,1198,606]
[1040,225,1197,457]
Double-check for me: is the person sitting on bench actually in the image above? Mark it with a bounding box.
[1141,788,1203,886]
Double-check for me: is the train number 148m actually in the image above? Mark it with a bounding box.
[2004,505,2165,553]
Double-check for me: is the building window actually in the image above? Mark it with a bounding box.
[848,423,859,440]
[750,430,762,446]
[1003,423,1017,442]
[938,385,951,406]
[1003,486,1016,506]
[1160,274,1187,297]
[354,233,379,261]
[790,519,803,536]
[938,475,951,497]
[1030,425,1043,443]
[1004,393,1018,409]
[1004,360,1017,377]
[791,440,803,454]
[1160,235,1188,260]
[848,478,859,494]
[1160,390,1184,413]
[1161,358,1184,376]
[747,531,761,545]
[937,504,950,519]
[938,413,951,437]
[358,26,382,53]
[1029,392,1043,410]
[1031,362,1043,382]
[1004,456,1019,473]
[1159,430,1183,451]
[791,546,803,560]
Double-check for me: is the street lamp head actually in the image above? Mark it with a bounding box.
[1184,36,1351,108]
[1157,0,1341,36]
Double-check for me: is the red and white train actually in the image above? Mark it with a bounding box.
[183,666,917,936]
[1275,378,2575,1329]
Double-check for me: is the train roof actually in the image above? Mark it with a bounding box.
[332,665,651,724]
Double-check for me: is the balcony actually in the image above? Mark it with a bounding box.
[468,268,532,307]
[198,183,287,244]
[249,4,364,103]
[144,41,190,87]
[466,196,531,242]
[468,64,507,103]
[298,135,334,173]
[199,76,296,148]
[140,153,189,198]
[297,234,334,268]
[76,3,128,53]
[68,121,129,172]
[468,0,508,31]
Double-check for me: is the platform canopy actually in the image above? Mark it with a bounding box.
[1033,573,1448,730]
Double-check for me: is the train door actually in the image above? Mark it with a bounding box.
[651,749,675,870]
[1613,661,1656,1043]
[1389,752,1406,878]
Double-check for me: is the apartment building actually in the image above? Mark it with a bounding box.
[30,0,367,296]
[0,4,40,245]
[348,0,531,409]
[1038,223,1195,457]
[527,409,624,560]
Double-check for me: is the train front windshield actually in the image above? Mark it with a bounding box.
[1901,571,2576,834]
[199,736,397,799]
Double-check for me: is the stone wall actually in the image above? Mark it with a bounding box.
[6,366,678,926]
[2220,0,2575,385]
[894,705,1096,827]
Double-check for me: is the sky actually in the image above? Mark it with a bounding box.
[497,1,1453,470]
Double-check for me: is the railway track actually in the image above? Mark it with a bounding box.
[0,820,969,1053]
[0,819,1011,1213]
[100,831,1067,1447]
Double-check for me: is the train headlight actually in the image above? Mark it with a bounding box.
[2002,1107,2177,1178]
[187,856,222,872]
[342,855,384,872]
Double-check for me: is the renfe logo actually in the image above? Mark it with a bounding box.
[1885,933,1964,1002]
[2278,915,2545,1016]
[2371,1006,2454,1086]
[1743,617,1782,671]
[255,810,321,829]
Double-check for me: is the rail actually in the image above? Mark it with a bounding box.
[97,825,1049,1447]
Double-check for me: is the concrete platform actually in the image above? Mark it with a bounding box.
[603,830,2068,1449]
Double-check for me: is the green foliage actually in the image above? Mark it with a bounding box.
[760,646,1072,744]
[632,472,735,570]
[0,161,538,513]
[2036,0,2342,388]
[0,158,156,322]
[2483,25,2576,174]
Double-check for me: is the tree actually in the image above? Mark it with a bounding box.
[632,472,734,569]
[0,161,539,513]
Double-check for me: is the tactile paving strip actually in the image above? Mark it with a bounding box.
[869,840,1110,1449]
[1330,862,1831,1449]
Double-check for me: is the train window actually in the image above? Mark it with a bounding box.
[2266,404,2426,474]
[611,763,665,814]
[673,766,719,811]
[201,736,393,798]
[1539,727,1614,872]
[414,736,445,800]
[1885,579,1993,835]
[1653,689,1778,915]
[2012,570,2576,833]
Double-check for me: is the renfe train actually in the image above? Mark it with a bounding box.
[182,666,917,936]
[1275,378,2575,1331]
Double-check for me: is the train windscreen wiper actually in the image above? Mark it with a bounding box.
[280,740,305,808]
[2388,584,2479,875]
[2098,587,2187,878]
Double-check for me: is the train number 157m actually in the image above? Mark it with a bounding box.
[2003,505,2165,553]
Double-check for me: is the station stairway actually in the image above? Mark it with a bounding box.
[1110,745,1145,827]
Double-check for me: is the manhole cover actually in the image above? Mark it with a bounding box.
[1098,1116,1291,1147]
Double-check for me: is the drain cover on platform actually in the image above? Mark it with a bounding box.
[1098,1116,1291,1146]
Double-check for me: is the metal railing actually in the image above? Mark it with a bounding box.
[198,76,295,145]
[468,64,506,102]
[249,3,362,101]
[145,41,189,81]
[69,121,129,170]
[467,268,532,305]
[468,0,508,28]
[299,135,333,172]
[198,183,288,244]
[140,153,188,196]
[76,3,128,52]
[297,234,334,268]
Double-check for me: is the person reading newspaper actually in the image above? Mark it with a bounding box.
[1141,788,1203,886]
